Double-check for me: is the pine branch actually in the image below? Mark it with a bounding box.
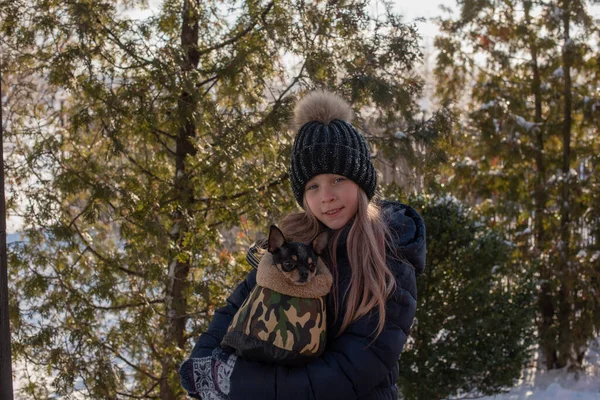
[147,129,177,156]
[90,299,164,311]
[197,1,275,56]
[197,74,219,89]
[150,127,178,141]
[96,18,154,68]
[115,380,161,399]
[67,203,93,229]
[70,222,147,278]
[100,341,160,381]
[196,172,288,204]
[99,119,174,181]
[48,252,155,322]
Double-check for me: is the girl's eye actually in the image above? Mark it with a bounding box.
[334,177,346,183]
[306,184,318,191]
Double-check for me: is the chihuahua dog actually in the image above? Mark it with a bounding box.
[268,225,328,285]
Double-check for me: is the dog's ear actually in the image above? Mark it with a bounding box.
[268,225,286,253]
[312,231,329,255]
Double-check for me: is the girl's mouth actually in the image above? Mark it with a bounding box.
[324,207,343,216]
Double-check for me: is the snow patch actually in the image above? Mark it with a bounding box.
[476,338,600,400]
[480,100,496,110]
[553,67,564,78]
[551,7,564,22]
[394,131,407,139]
[432,328,449,344]
[515,228,532,237]
[457,157,477,167]
[515,115,539,131]
[563,38,574,50]
[493,119,501,133]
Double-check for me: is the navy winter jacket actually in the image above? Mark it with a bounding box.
[185,201,426,399]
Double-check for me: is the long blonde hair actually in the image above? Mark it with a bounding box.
[279,190,397,338]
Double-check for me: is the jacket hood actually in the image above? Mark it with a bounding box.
[332,200,426,276]
[380,200,427,276]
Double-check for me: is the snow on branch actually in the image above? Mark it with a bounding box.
[514,115,541,131]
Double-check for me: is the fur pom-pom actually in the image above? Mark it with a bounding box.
[293,90,354,129]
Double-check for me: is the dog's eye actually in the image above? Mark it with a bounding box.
[309,263,316,272]
[282,260,294,270]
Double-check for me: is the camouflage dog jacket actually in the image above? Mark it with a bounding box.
[221,252,332,366]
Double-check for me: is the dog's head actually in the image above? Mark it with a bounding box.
[267,225,328,285]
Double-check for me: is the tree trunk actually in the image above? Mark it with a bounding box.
[525,0,556,370]
[0,57,16,400]
[557,0,573,369]
[160,1,200,398]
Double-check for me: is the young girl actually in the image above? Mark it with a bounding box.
[179,90,426,400]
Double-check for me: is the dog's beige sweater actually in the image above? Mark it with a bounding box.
[256,253,333,299]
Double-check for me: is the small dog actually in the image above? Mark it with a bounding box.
[268,225,328,285]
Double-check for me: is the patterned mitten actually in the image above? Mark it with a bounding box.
[179,347,238,399]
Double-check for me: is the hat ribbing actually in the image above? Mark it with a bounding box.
[289,90,377,207]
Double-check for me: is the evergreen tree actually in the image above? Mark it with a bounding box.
[388,194,535,400]
[1,0,440,397]
[435,0,600,369]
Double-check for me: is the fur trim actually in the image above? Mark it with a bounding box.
[256,252,332,298]
[293,90,354,130]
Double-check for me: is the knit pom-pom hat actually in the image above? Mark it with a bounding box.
[289,90,377,207]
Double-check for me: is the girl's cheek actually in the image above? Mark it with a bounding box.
[304,196,316,214]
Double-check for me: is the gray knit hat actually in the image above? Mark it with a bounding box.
[289,90,377,207]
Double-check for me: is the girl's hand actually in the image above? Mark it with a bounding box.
[179,347,237,399]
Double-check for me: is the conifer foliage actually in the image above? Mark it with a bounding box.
[395,195,535,400]
[435,0,600,370]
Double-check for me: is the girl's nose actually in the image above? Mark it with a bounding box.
[321,189,335,203]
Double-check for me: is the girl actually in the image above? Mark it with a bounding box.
[179,90,426,400]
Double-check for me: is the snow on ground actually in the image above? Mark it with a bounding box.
[476,339,600,400]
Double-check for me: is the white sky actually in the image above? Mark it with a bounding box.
[124,0,453,46]
[394,1,450,43]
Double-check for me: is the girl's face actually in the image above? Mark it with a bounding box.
[304,174,359,230]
